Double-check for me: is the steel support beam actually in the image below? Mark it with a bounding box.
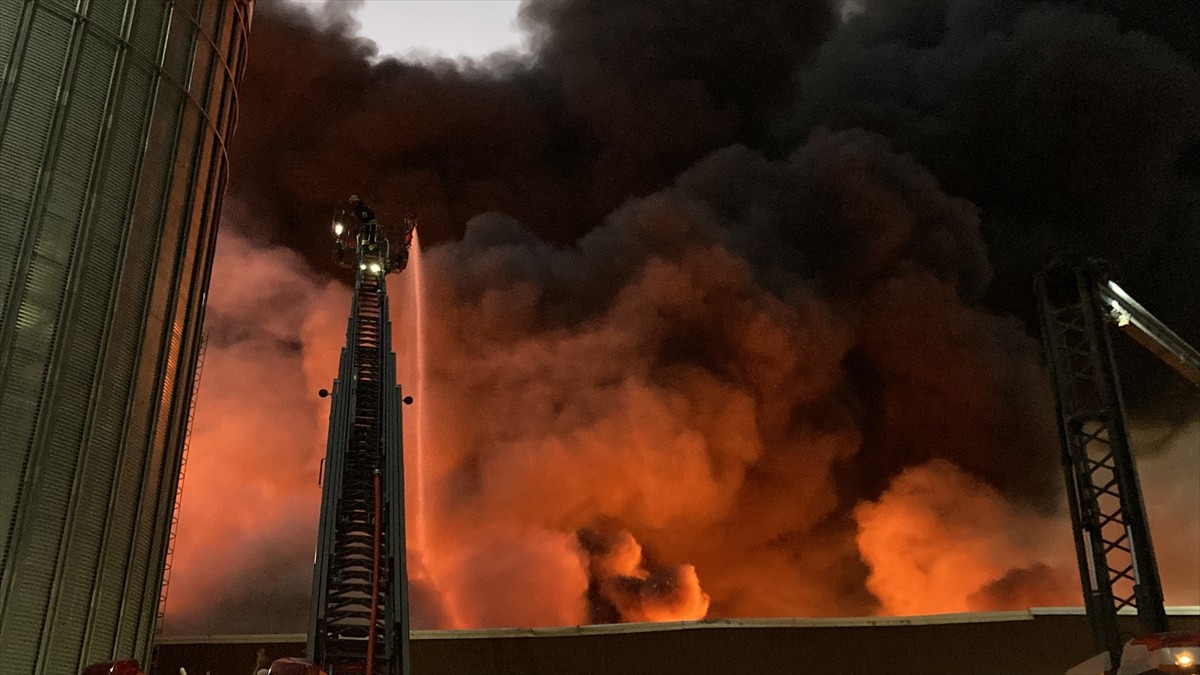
[1035,260,1170,665]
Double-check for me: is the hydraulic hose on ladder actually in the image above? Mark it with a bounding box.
[367,469,382,673]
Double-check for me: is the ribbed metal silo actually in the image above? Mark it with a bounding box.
[0,0,252,672]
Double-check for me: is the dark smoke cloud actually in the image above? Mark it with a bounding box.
[166,0,1200,633]
[968,563,1077,611]
[413,129,1062,625]
[229,0,836,265]
[790,0,1200,417]
[375,117,1195,626]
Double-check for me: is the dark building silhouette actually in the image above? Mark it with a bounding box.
[0,0,252,672]
[152,610,1200,675]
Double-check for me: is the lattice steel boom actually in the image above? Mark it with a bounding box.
[307,198,416,675]
[1035,259,1178,666]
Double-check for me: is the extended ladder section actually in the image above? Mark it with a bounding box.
[1097,279,1200,387]
[1035,260,1188,666]
[310,269,410,675]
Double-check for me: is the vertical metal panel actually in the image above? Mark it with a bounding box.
[0,3,22,78]
[0,0,253,671]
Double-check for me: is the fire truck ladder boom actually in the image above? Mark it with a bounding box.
[1097,279,1200,387]
[1035,259,1199,666]
[310,231,411,674]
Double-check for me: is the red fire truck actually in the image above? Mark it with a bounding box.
[80,661,144,675]
[1068,632,1199,675]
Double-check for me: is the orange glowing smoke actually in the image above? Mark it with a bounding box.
[165,130,1200,635]
[853,460,1076,615]
[582,529,710,622]
[1132,421,1200,608]
[165,225,346,632]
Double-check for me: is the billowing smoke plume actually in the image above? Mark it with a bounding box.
[165,0,1200,633]
[580,529,710,623]
[229,0,834,260]
[853,460,1076,615]
[791,0,1200,417]
[165,223,340,632]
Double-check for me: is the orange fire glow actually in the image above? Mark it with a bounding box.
[165,162,1199,634]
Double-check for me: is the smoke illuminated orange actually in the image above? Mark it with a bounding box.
[165,134,1200,633]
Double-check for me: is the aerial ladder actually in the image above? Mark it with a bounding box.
[1036,259,1200,675]
[267,197,416,675]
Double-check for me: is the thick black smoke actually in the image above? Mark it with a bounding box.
[187,0,1200,631]
[232,0,1199,415]
[231,0,835,262]
[789,0,1200,418]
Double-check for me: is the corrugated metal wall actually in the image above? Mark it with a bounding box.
[0,0,251,672]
